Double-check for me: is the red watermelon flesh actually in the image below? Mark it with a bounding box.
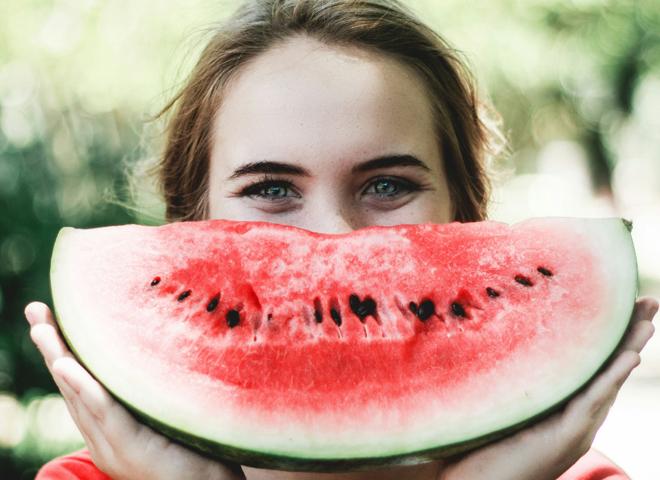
[50,218,636,470]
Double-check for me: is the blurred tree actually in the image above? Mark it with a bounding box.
[0,103,139,477]
[495,0,660,196]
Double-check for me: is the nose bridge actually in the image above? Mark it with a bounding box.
[309,201,358,235]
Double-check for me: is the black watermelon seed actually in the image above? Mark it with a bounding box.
[537,267,553,277]
[314,310,323,323]
[417,300,435,321]
[486,287,500,298]
[330,309,342,327]
[515,276,533,287]
[177,290,191,301]
[357,298,376,318]
[451,302,466,318]
[409,302,418,315]
[150,277,161,286]
[206,297,219,312]
[349,295,360,312]
[226,309,240,328]
[350,295,376,319]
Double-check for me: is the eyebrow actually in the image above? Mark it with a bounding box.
[351,154,431,174]
[227,154,431,180]
[228,161,311,179]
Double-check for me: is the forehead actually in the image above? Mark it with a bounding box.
[212,36,439,170]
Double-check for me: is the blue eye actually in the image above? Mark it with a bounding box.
[374,181,397,195]
[262,185,288,197]
[240,177,298,201]
[366,176,419,197]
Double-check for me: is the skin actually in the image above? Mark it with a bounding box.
[25,37,657,480]
[208,37,451,229]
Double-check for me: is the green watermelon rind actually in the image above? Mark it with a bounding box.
[49,218,638,472]
[112,383,610,472]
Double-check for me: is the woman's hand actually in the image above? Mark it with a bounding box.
[25,302,245,480]
[439,296,658,480]
[25,297,657,480]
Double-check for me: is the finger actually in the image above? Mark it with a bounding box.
[25,302,59,329]
[26,304,122,471]
[27,315,103,452]
[52,360,117,461]
[26,304,120,439]
[54,359,177,478]
[613,297,657,357]
[440,408,571,480]
[619,320,655,354]
[55,374,99,451]
[53,357,142,444]
[30,323,75,369]
[26,302,75,372]
[630,297,659,324]
[53,357,115,427]
[562,350,640,443]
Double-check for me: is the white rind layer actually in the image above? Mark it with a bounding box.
[50,218,637,465]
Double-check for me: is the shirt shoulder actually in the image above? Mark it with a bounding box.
[35,448,113,480]
[558,449,630,480]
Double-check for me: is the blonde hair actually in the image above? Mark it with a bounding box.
[157,0,502,223]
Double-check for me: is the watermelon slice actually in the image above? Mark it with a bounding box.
[50,218,637,471]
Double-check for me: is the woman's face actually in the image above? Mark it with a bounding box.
[208,36,452,234]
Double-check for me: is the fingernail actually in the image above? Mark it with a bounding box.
[650,304,659,320]
[25,311,35,327]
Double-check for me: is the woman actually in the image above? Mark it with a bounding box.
[25,0,657,479]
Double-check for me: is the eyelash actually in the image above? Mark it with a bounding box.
[237,175,421,201]
[363,176,421,198]
[239,175,298,200]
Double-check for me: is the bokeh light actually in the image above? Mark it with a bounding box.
[0,395,25,448]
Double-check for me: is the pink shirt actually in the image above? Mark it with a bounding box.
[35,448,629,480]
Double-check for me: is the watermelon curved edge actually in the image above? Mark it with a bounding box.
[48,217,638,472]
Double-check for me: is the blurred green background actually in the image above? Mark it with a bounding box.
[1,0,659,478]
